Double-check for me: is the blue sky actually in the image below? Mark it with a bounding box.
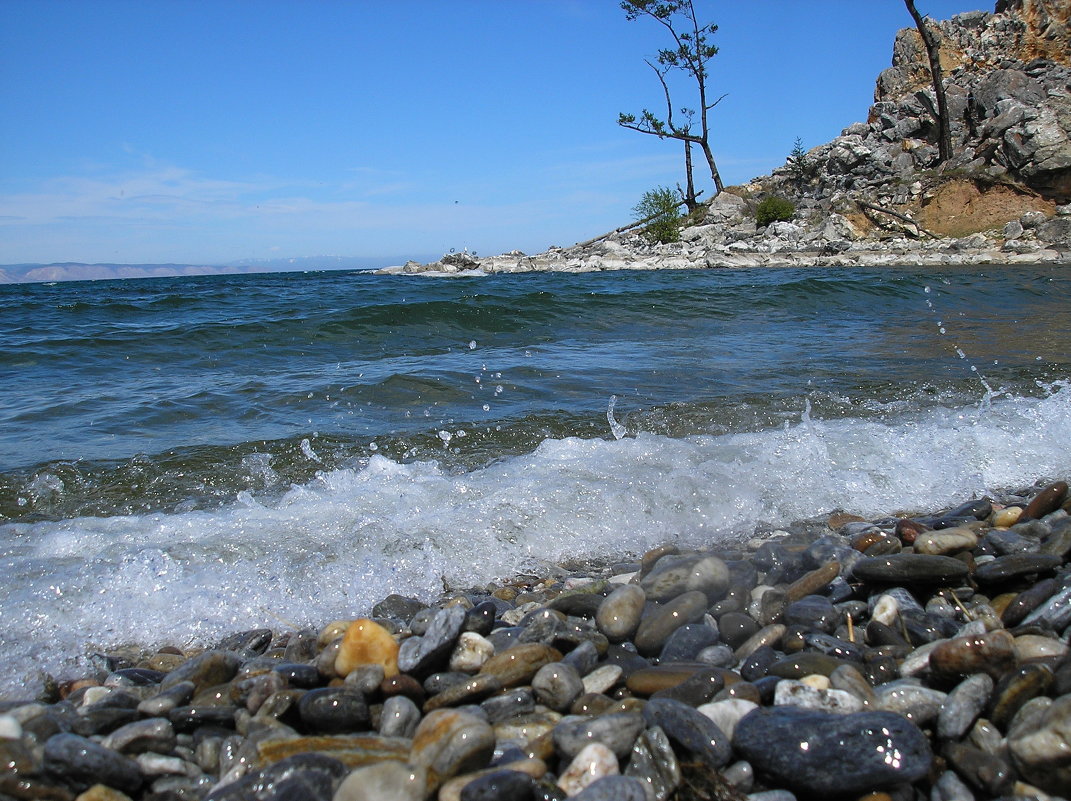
[1,0,987,266]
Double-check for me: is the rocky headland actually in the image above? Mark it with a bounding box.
[383,0,1071,276]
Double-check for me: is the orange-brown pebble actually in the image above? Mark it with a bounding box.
[851,530,888,552]
[335,618,399,679]
[381,673,425,704]
[1020,481,1068,521]
[894,518,925,544]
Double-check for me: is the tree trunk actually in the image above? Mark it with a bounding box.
[905,0,953,163]
[698,139,725,194]
[683,139,697,209]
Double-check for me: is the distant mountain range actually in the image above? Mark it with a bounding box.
[0,254,441,284]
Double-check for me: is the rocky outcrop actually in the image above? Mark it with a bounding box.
[383,1,1071,276]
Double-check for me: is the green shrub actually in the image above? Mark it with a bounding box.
[755,195,795,227]
[633,186,682,244]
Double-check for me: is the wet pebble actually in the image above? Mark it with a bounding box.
[734,707,932,795]
[43,732,143,794]
[642,697,731,769]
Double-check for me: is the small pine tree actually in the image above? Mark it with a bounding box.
[633,186,682,244]
[786,137,815,191]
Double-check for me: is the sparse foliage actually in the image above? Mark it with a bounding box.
[755,195,795,227]
[633,186,683,243]
[618,0,726,200]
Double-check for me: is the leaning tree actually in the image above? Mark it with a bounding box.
[904,0,953,164]
[618,0,726,204]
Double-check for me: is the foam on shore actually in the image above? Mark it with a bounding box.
[1,382,1068,698]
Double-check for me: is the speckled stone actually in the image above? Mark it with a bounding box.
[734,707,933,795]
[623,725,680,801]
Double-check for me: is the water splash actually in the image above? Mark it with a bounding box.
[607,395,627,440]
[923,284,997,404]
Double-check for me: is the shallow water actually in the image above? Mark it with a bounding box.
[1,265,1069,696]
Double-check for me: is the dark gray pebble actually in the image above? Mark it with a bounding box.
[552,711,645,759]
[298,687,370,734]
[659,623,721,662]
[642,697,731,769]
[734,707,932,795]
[459,768,537,801]
[398,604,467,675]
[852,554,969,584]
[974,552,1062,584]
[372,593,428,622]
[43,732,142,794]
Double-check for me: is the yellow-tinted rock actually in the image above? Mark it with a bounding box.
[319,619,351,647]
[335,618,399,679]
[76,786,134,801]
[257,734,410,768]
[478,643,562,687]
[992,506,1023,528]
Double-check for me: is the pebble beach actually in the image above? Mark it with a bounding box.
[2,479,1069,801]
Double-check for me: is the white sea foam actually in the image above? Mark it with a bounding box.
[1,383,1068,698]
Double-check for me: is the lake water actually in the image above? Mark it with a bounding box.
[1,265,1069,696]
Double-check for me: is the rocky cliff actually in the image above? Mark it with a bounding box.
[385,0,1071,275]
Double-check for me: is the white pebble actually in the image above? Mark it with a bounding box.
[0,714,21,740]
[582,665,623,695]
[449,632,494,673]
[557,742,619,796]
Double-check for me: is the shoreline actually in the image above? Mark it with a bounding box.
[379,199,1071,276]
[3,479,1069,800]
